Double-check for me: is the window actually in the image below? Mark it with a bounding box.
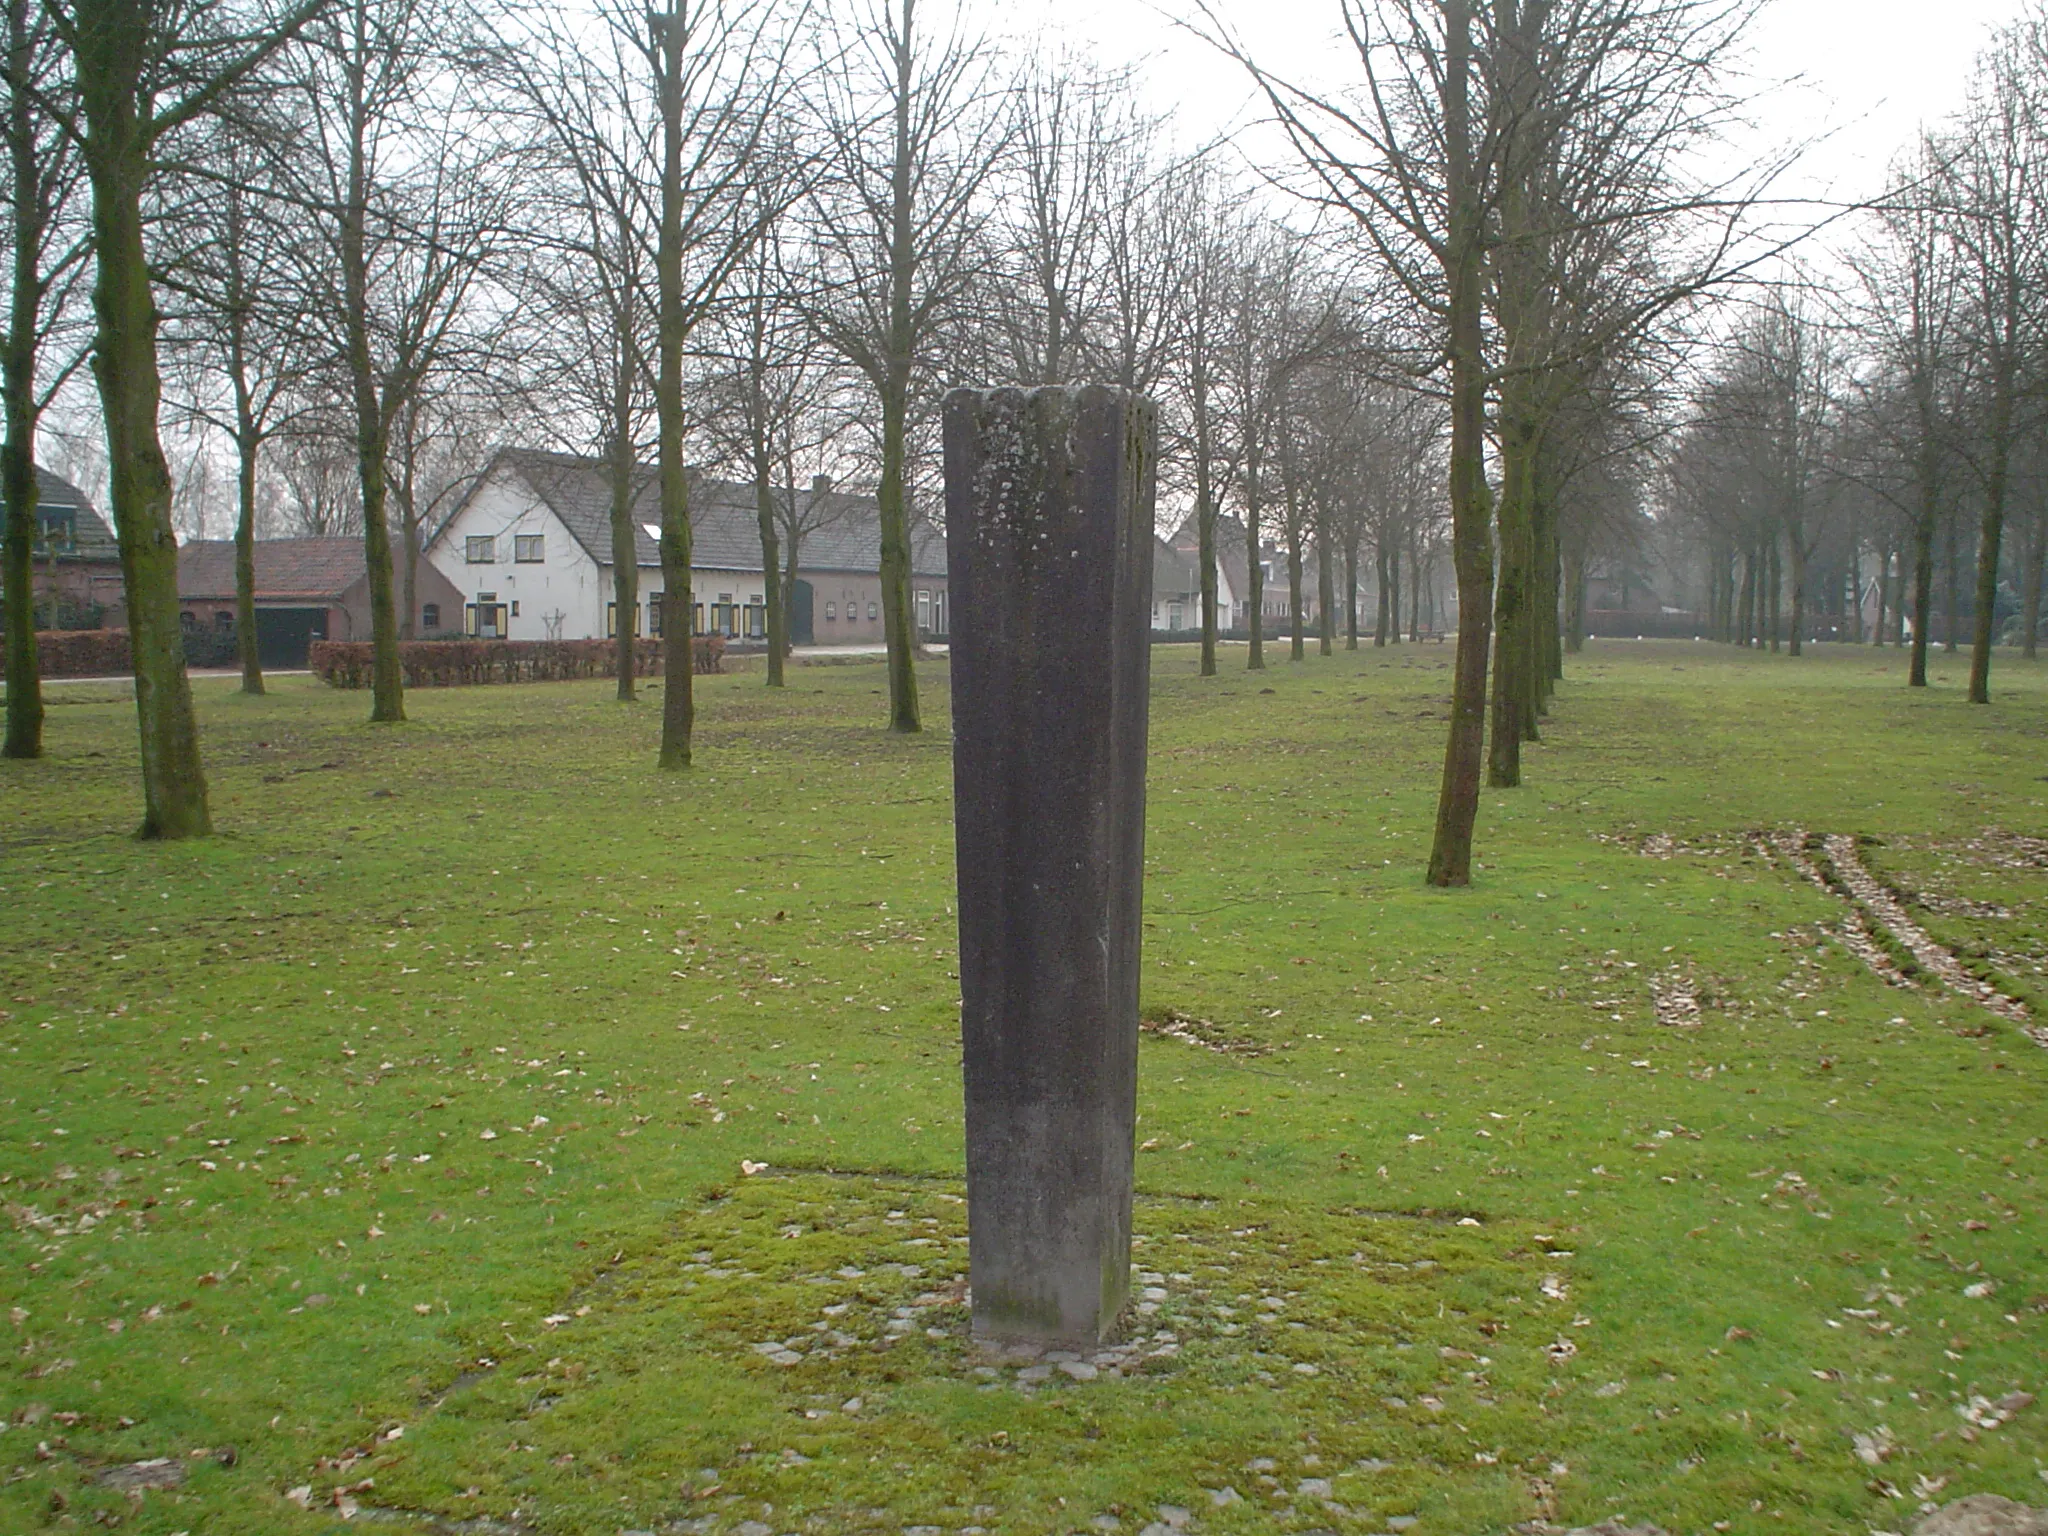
[692,602,704,635]
[179,611,197,631]
[744,602,764,639]
[607,601,639,637]
[215,611,234,632]
[867,601,878,620]
[465,535,495,564]
[35,509,75,551]
[647,596,663,637]
[1168,603,1183,632]
[510,600,520,618]
[934,591,947,636]
[825,602,837,621]
[421,603,440,631]
[915,588,932,633]
[514,534,544,563]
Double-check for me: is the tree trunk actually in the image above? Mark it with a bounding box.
[1488,406,1534,788]
[1316,516,1333,656]
[1426,0,1491,889]
[1766,537,1780,651]
[1910,500,1935,685]
[655,1,693,768]
[1967,377,2012,704]
[1286,527,1304,661]
[233,431,262,693]
[1373,541,1388,647]
[76,30,211,835]
[1193,359,1218,677]
[396,460,419,642]
[781,509,803,664]
[1245,471,1265,670]
[1563,539,1586,654]
[875,0,920,733]
[1848,540,1863,645]
[2021,519,2042,662]
[2,0,42,757]
[0,416,36,758]
[1343,529,1358,650]
[1786,525,1806,658]
[1943,511,1959,653]
[1388,541,1401,644]
[753,440,783,688]
[608,429,639,700]
[1534,469,1561,700]
[1736,546,1754,648]
[338,4,402,724]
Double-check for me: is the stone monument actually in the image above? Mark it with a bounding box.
[943,384,1157,1346]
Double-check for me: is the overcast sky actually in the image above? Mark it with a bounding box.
[986,0,2029,211]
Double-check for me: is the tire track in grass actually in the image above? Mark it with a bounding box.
[1755,830,2042,1045]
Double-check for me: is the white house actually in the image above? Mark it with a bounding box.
[1154,517,1247,632]
[424,448,949,645]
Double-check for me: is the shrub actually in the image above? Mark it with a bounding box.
[182,628,239,669]
[33,595,105,631]
[34,628,131,678]
[309,633,724,689]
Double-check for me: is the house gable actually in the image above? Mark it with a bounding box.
[425,456,603,642]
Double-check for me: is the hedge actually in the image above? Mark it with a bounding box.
[308,634,724,689]
[32,629,131,678]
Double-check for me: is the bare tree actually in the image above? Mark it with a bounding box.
[1850,139,1970,686]
[2,0,87,757]
[807,0,1003,734]
[1942,23,2046,703]
[50,0,322,837]
[489,0,657,698]
[643,0,804,770]
[283,0,506,723]
[160,123,318,693]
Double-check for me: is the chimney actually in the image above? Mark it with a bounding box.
[810,474,832,496]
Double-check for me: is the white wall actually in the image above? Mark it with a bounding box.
[426,471,603,640]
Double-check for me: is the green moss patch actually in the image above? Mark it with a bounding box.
[351,1172,1570,1534]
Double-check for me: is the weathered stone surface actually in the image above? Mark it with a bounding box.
[1914,1495,2048,1536]
[944,385,1158,1347]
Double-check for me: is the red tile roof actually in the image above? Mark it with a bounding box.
[177,538,374,601]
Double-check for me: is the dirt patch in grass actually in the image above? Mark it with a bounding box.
[1140,1010,1276,1058]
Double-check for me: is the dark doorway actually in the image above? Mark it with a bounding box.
[254,607,326,669]
[790,579,814,646]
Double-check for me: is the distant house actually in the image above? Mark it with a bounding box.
[423,449,950,646]
[1159,514,1250,631]
[176,538,464,669]
[7,466,125,628]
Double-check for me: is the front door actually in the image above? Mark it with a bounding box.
[790,579,814,646]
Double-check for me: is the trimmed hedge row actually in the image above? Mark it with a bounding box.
[308,635,724,689]
[32,629,131,677]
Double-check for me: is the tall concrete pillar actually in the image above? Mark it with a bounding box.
[943,385,1157,1347]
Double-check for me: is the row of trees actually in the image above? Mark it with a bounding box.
[1664,8,2048,700]
[2,0,1500,840]
[12,0,2029,890]
[1219,0,1782,884]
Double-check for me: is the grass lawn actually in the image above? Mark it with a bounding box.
[2,639,2045,1536]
